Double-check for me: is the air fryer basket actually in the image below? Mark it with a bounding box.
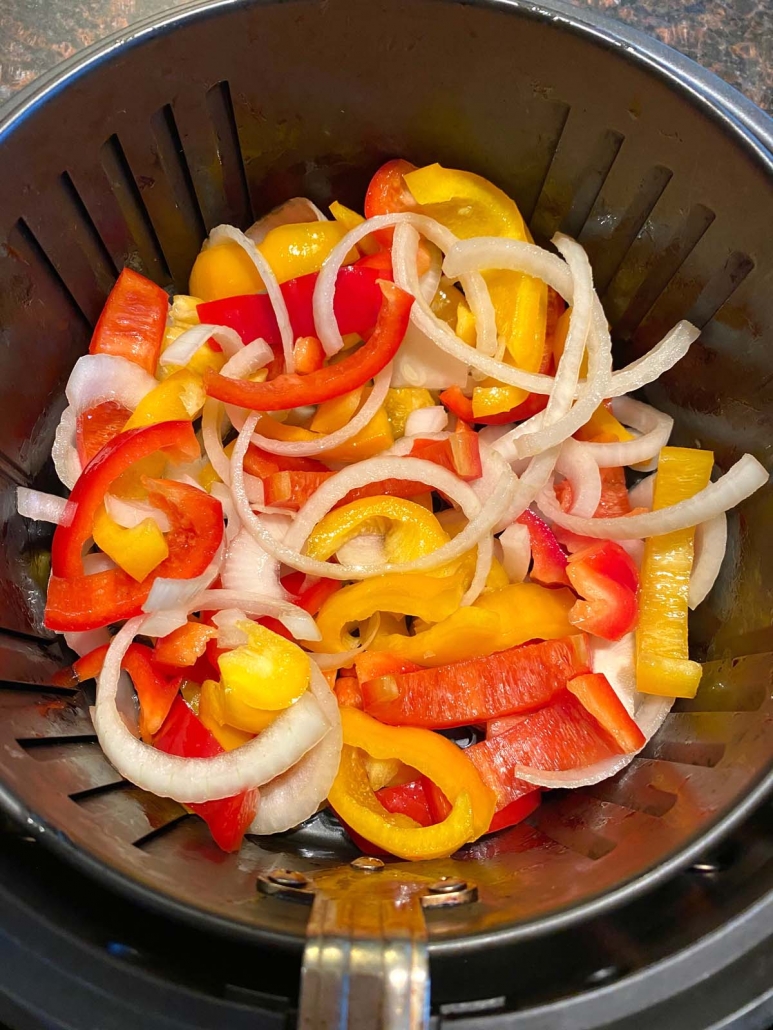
[1,0,773,1009]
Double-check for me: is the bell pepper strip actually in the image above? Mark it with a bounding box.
[516,509,570,586]
[363,634,590,728]
[636,446,714,698]
[89,268,168,375]
[354,651,423,686]
[217,621,310,710]
[322,405,394,461]
[487,791,542,834]
[153,621,218,668]
[364,159,419,246]
[92,503,169,582]
[51,421,199,580]
[196,262,387,348]
[305,496,450,566]
[293,576,341,617]
[328,708,495,860]
[409,421,483,481]
[555,465,633,519]
[45,478,223,631]
[122,370,206,430]
[66,642,180,741]
[567,673,645,753]
[297,334,340,376]
[311,571,467,654]
[471,384,550,422]
[334,675,363,709]
[566,541,639,642]
[310,387,364,434]
[153,694,258,852]
[76,401,133,466]
[243,445,328,478]
[197,680,255,751]
[467,690,621,810]
[204,281,412,411]
[439,386,548,426]
[575,404,634,444]
[371,607,501,667]
[377,779,434,826]
[262,471,333,511]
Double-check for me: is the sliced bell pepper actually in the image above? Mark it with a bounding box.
[377,779,434,826]
[575,404,634,444]
[364,159,418,246]
[293,576,341,616]
[566,541,639,642]
[153,621,218,668]
[487,791,542,834]
[89,268,168,375]
[261,470,333,511]
[76,400,133,466]
[567,672,645,753]
[636,446,714,698]
[51,421,199,580]
[196,261,387,347]
[322,404,394,461]
[383,387,436,437]
[439,386,548,426]
[409,421,482,481]
[310,386,364,434]
[516,509,569,586]
[467,690,621,810]
[354,651,423,685]
[334,675,364,709]
[204,280,412,411]
[195,680,254,751]
[555,465,633,519]
[328,707,495,860]
[92,503,169,582]
[293,335,326,375]
[153,694,258,852]
[45,478,223,631]
[305,496,450,565]
[122,369,206,430]
[363,634,589,728]
[243,445,329,478]
[68,642,180,741]
[217,621,310,710]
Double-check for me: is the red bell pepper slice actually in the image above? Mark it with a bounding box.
[361,635,590,729]
[280,570,307,595]
[152,622,218,669]
[153,695,258,852]
[89,268,168,375]
[409,421,483,481]
[45,479,223,632]
[334,675,363,709]
[66,642,181,740]
[378,779,435,826]
[468,690,621,809]
[487,791,542,833]
[354,651,423,686]
[294,335,326,375]
[76,400,133,466]
[364,159,418,246]
[295,577,341,616]
[556,465,633,519]
[51,421,199,580]
[439,386,549,426]
[566,541,639,642]
[516,509,569,587]
[262,470,333,511]
[244,445,329,478]
[196,262,388,348]
[204,281,413,411]
[567,672,645,753]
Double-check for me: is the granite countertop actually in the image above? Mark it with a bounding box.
[0,0,771,112]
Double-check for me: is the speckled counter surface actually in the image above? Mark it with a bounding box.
[0,0,771,112]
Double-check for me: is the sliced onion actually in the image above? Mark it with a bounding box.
[82,552,117,574]
[66,354,157,413]
[606,321,700,398]
[404,406,449,437]
[64,627,111,657]
[141,609,190,638]
[219,337,274,379]
[689,513,727,609]
[52,406,82,489]
[498,523,531,583]
[536,453,768,539]
[555,439,602,518]
[310,616,381,671]
[212,608,250,649]
[390,319,469,389]
[222,527,286,600]
[592,634,636,715]
[419,242,443,305]
[201,400,232,485]
[16,487,72,526]
[93,616,331,803]
[628,474,654,509]
[248,663,342,835]
[192,589,321,641]
[209,224,295,374]
[104,494,170,532]
[335,534,387,566]
[578,397,673,468]
[142,541,224,613]
[251,363,392,457]
[159,324,245,369]
[245,197,326,246]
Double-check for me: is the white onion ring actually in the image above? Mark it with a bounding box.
[219,337,274,379]
[592,633,637,715]
[66,354,158,414]
[141,609,191,638]
[578,397,673,468]
[52,406,83,489]
[498,523,531,583]
[16,487,72,526]
[245,197,326,246]
[248,663,342,835]
[555,439,602,518]
[628,474,654,509]
[404,406,449,437]
[537,453,767,538]
[209,224,295,374]
[142,541,224,613]
[159,324,245,369]
[605,321,700,399]
[689,513,728,609]
[201,400,232,485]
[64,628,111,657]
[104,495,170,532]
[390,319,469,389]
[222,527,286,600]
[192,589,321,641]
[93,616,331,803]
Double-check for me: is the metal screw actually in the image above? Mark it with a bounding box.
[428,877,467,895]
[267,869,309,888]
[351,856,385,872]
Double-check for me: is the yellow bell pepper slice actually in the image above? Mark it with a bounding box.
[455,301,477,346]
[323,405,393,460]
[217,621,310,710]
[383,387,435,437]
[329,201,381,256]
[92,503,169,582]
[405,163,548,406]
[198,680,255,750]
[484,557,510,591]
[576,404,634,443]
[310,386,364,434]
[189,242,263,301]
[636,447,714,698]
[306,496,450,565]
[123,369,205,430]
[311,571,467,653]
[328,708,496,860]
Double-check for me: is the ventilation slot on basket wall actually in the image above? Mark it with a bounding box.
[206,80,253,228]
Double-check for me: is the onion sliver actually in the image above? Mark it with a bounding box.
[104,495,170,532]
[66,354,158,413]
[248,663,342,835]
[689,513,727,609]
[592,634,636,715]
[245,197,326,246]
[192,589,321,641]
[52,407,82,490]
[219,337,274,379]
[209,225,295,374]
[142,542,224,613]
[16,487,72,525]
[93,617,331,803]
[605,321,700,398]
[160,324,245,369]
[499,523,531,583]
[578,397,673,468]
[202,399,232,485]
[64,628,111,657]
[251,364,392,457]
[555,439,602,518]
[537,453,768,538]
[222,527,286,600]
[404,406,449,437]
